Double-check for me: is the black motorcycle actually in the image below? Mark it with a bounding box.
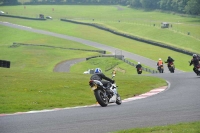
[167,62,175,73]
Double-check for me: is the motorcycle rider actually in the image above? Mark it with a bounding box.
[165,56,175,70]
[90,68,115,95]
[136,62,142,73]
[157,58,163,70]
[189,54,200,75]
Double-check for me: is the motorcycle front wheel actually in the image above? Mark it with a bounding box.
[169,67,174,73]
[137,71,142,74]
[94,89,108,107]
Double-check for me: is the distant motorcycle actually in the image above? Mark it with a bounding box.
[137,68,142,74]
[189,61,200,76]
[158,64,164,73]
[167,62,175,73]
[89,75,122,107]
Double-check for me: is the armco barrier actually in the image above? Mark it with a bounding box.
[0,60,10,68]
[60,19,199,56]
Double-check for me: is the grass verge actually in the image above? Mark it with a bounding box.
[0,5,199,71]
[113,121,200,133]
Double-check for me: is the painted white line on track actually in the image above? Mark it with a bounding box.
[122,86,167,102]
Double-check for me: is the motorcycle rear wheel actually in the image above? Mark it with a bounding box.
[94,89,108,107]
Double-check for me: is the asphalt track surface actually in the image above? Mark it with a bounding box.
[0,22,200,133]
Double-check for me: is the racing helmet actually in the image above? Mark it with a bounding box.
[193,54,197,58]
[138,62,140,64]
[159,58,162,60]
[94,68,102,73]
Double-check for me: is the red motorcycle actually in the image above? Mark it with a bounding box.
[189,61,200,76]
[194,65,200,75]
[137,68,142,74]
[167,62,175,73]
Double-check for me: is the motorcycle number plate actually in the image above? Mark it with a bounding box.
[91,85,97,91]
[198,68,200,71]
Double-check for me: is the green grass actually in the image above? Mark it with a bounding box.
[0,24,165,114]
[0,5,197,114]
[101,21,200,53]
[113,121,200,133]
[0,4,199,132]
[0,68,166,114]
[0,5,196,114]
[0,25,99,71]
[1,5,198,71]
[1,5,199,41]
[70,57,150,75]
[0,18,193,71]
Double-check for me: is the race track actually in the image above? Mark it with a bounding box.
[0,22,199,133]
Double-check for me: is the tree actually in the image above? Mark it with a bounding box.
[140,0,151,8]
[177,0,189,12]
[3,0,18,4]
[140,0,159,9]
[158,0,173,10]
[31,0,38,2]
[129,0,142,8]
[185,0,200,15]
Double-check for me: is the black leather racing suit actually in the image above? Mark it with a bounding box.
[136,64,142,72]
[165,57,174,67]
[90,73,114,89]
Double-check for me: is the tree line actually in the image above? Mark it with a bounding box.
[1,0,200,15]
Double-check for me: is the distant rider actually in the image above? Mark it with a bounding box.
[189,54,200,75]
[165,56,174,70]
[136,62,142,73]
[90,68,115,94]
[157,58,163,69]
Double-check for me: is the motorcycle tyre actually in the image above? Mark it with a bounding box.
[94,89,108,107]
[116,94,122,105]
[137,71,142,74]
[161,69,164,73]
[159,69,162,73]
[195,70,200,76]
[170,67,174,73]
